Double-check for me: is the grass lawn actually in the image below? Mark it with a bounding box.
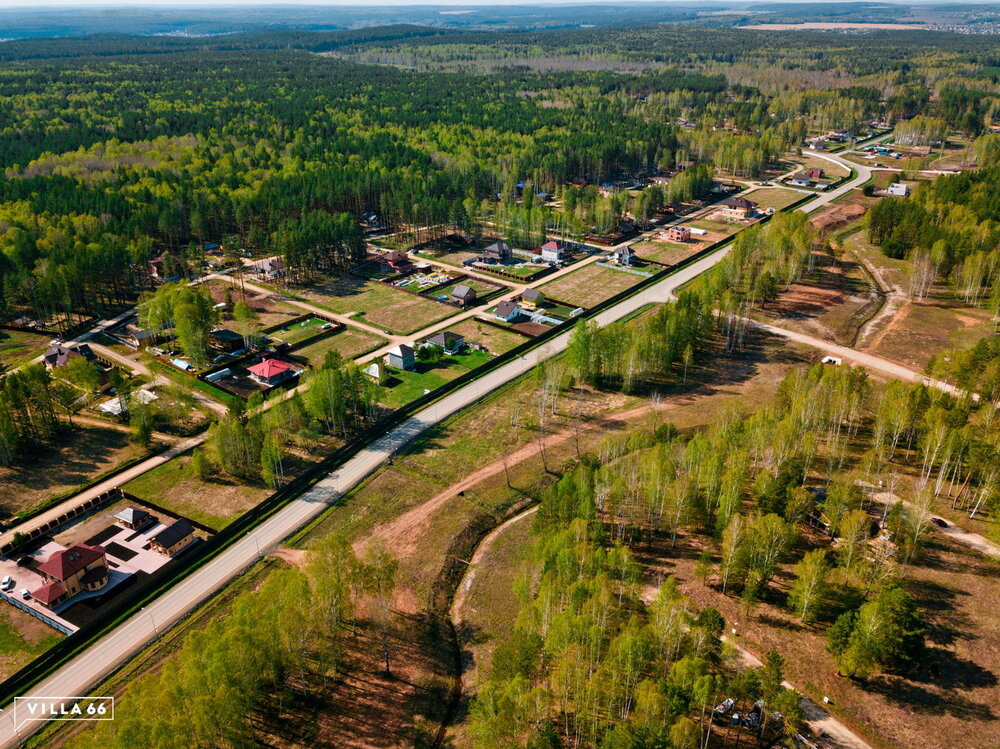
[0,328,50,370]
[632,239,699,266]
[431,278,504,302]
[295,277,458,335]
[269,316,331,345]
[447,319,529,355]
[871,302,994,371]
[536,263,642,308]
[689,218,740,236]
[123,454,273,530]
[295,329,386,365]
[417,249,479,268]
[0,425,150,519]
[380,350,493,409]
[743,187,806,210]
[787,152,850,177]
[0,605,63,681]
[149,360,240,409]
[203,279,301,329]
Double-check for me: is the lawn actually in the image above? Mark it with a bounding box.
[202,279,302,329]
[536,263,643,308]
[632,239,700,266]
[431,277,504,302]
[0,328,50,371]
[380,350,493,409]
[295,329,386,365]
[447,319,529,355]
[294,276,458,335]
[743,187,806,210]
[787,152,850,178]
[0,425,150,519]
[123,454,273,530]
[416,249,479,268]
[0,605,63,681]
[268,316,331,345]
[689,218,740,235]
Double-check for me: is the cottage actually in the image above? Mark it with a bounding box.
[521,288,546,309]
[386,344,415,371]
[887,183,910,197]
[666,226,691,243]
[247,358,296,388]
[718,196,757,220]
[494,301,523,323]
[789,172,815,187]
[208,328,244,353]
[150,518,195,556]
[482,242,513,264]
[611,245,635,267]
[537,240,566,263]
[252,257,286,280]
[377,251,414,275]
[114,507,155,531]
[42,343,96,370]
[363,361,388,384]
[450,284,478,307]
[426,331,465,355]
[121,323,160,349]
[805,168,825,179]
[33,544,109,608]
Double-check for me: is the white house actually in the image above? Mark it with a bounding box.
[887,183,910,197]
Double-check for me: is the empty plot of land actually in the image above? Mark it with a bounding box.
[788,153,850,178]
[0,426,148,519]
[268,316,332,345]
[295,277,458,334]
[448,319,528,355]
[868,302,993,371]
[536,264,642,308]
[203,280,300,329]
[632,239,700,266]
[0,328,50,370]
[294,329,385,365]
[743,187,805,210]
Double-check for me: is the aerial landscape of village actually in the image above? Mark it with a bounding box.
[0,1,996,747]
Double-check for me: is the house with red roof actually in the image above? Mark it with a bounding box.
[247,357,296,388]
[32,544,109,609]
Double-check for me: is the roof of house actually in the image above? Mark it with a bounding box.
[484,241,512,254]
[388,344,415,358]
[523,288,545,301]
[43,344,95,368]
[254,257,285,273]
[791,172,814,181]
[32,581,67,605]
[451,284,476,299]
[124,324,156,340]
[209,328,243,342]
[381,251,411,264]
[722,196,757,210]
[248,358,293,379]
[495,301,520,318]
[38,545,106,582]
[540,240,563,251]
[428,331,463,347]
[115,507,152,526]
[152,518,194,549]
[80,565,109,585]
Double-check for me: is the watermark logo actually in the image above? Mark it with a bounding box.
[12,696,113,729]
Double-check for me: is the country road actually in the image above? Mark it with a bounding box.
[0,141,881,746]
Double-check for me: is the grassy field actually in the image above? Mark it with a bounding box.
[632,239,699,266]
[0,328,50,371]
[0,425,150,519]
[381,350,493,409]
[123,454,272,530]
[689,217,741,236]
[294,328,385,365]
[0,605,63,682]
[744,187,806,210]
[431,277,504,301]
[536,263,642,308]
[295,277,458,334]
[447,319,528,355]
[202,279,301,329]
[788,152,850,178]
[268,316,332,345]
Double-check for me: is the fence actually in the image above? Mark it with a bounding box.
[0,184,822,706]
[0,592,74,636]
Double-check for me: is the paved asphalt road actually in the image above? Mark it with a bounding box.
[0,145,879,747]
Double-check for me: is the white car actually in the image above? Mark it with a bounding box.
[0,576,12,591]
[20,588,30,600]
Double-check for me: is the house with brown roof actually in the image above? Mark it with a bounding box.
[482,242,513,264]
[251,257,286,280]
[32,544,109,608]
[425,331,465,355]
[718,196,757,220]
[150,518,195,556]
[521,288,546,309]
[42,344,96,370]
[377,251,415,275]
[494,301,523,323]
[537,240,566,263]
[450,284,477,307]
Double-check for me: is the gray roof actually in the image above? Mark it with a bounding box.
[152,518,194,549]
[451,284,476,299]
[428,331,463,347]
[523,288,545,301]
[388,344,414,358]
[115,507,151,525]
[495,301,520,318]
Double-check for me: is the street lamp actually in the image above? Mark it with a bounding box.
[142,606,158,635]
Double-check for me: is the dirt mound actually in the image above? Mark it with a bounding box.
[810,201,866,233]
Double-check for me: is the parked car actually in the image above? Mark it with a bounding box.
[1,576,13,591]
[714,697,735,719]
[20,588,30,600]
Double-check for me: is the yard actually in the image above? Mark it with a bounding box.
[202,279,301,329]
[0,328,50,371]
[688,217,741,237]
[293,276,458,335]
[0,605,62,682]
[0,425,151,519]
[787,152,850,178]
[380,349,493,409]
[632,239,701,266]
[743,187,806,210]
[447,319,529,355]
[268,316,333,346]
[536,263,643,308]
[430,277,505,302]
[294,329,386,366]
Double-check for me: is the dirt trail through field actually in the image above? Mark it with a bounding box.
[847,249,908,352]
[360,401,661,558]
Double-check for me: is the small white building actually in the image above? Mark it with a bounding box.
[887,183,910,197]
